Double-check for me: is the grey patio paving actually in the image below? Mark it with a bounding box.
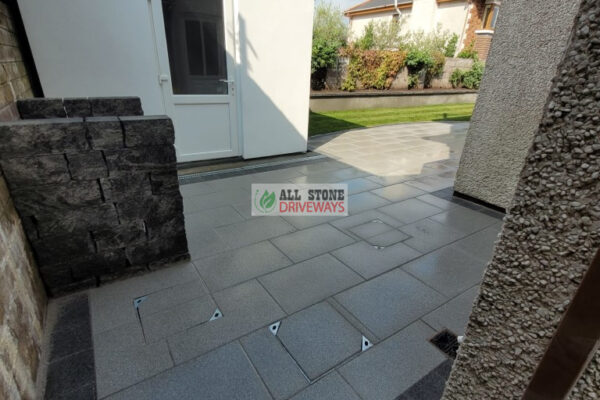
[49,121,507,400]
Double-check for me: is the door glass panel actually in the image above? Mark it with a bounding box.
[162,0,228,95]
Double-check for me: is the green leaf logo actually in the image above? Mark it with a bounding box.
[255,190,276,213]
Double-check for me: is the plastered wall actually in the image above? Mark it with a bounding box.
[443,0,600,397]
[453,0,581,209]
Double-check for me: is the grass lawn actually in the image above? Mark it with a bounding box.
[308,103,475,136]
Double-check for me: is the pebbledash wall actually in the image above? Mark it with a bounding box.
[0,97,189,296]
[0,1,46,399]
[443,0,600,398]
[453,0,582,209]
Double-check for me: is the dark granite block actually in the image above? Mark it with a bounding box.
[104,146,176,173]
[0,155,71,188]
[150,170,180,194]
[45,349,95,399]
[0,118,87,156]
[17,98,66,119]
[90,97,143,116]
[35,204,120,237]
[121,115,175,147]
[126,231,188,266]
[67,151,108,180]
[70,250,128,280]
[11,181,104,216]
[99,173,151,202]
[54,295,90,333]
[50,278,97,297]
[118,193,183,224]
[52,384,96,400]
[31,233,95,265]
[50,322,93,361]
[146,213,185,241]
[85,116,124,149]
[63,98,92,118]
[39,266,73,288]
[93,221,146,250]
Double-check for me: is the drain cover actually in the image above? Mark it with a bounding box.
[209,308,223,321]
[361,336,373,352]
[430,329,459,358]
[269,321,281,336]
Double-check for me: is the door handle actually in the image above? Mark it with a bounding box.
[219,79,234,83]
[158,74,169,85]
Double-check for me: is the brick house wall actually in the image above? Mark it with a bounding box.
[462,0,489,59]
[0,1,47,399]
[473,32,492,59]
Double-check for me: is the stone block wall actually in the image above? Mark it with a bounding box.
[0,97,189,295]
[0,1,33,121]
[0,2,46,399]
[0,166,46,399]
[443,0,600,397]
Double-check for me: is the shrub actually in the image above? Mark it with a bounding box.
[372,18,407,50]
[404,48,435,89]
[405,48,434,72]
[450,61,484,89]
[341,47,406,90]
[444,33,459,57]
[450,69,464,88]
[403,26,451,54]
[462,61,484,89]
[457,41,479,60]
[424,51,445,88]
[356,22,376,50]
[311,1,348,89]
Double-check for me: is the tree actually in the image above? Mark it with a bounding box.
[311,1,348,90]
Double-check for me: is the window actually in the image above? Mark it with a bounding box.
[162,0,228,95]
[481,3,499,30]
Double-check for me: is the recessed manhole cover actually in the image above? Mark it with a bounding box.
[430,329,459,358]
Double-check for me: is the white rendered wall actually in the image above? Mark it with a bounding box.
[237,0,313,159]
[349,11,413,41]
[18,0,314,160]
[408,0,436,32]
[348,1,468,40]
[436,2,469,37]
[17,0,165,115]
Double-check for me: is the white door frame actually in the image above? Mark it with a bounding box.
[147,0,242,162]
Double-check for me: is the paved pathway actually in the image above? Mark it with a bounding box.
[62,122,503,399]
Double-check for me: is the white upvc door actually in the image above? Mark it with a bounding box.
[149,0,240,162]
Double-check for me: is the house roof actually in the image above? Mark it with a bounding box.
[344,0,413,16]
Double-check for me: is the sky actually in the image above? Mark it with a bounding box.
[330,0,360,11]
[317,0,361,13]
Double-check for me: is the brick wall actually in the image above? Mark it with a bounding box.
[473,32,492,60]
[0,97,189,295]
[0,1,46,399]
[461,0,485,53]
